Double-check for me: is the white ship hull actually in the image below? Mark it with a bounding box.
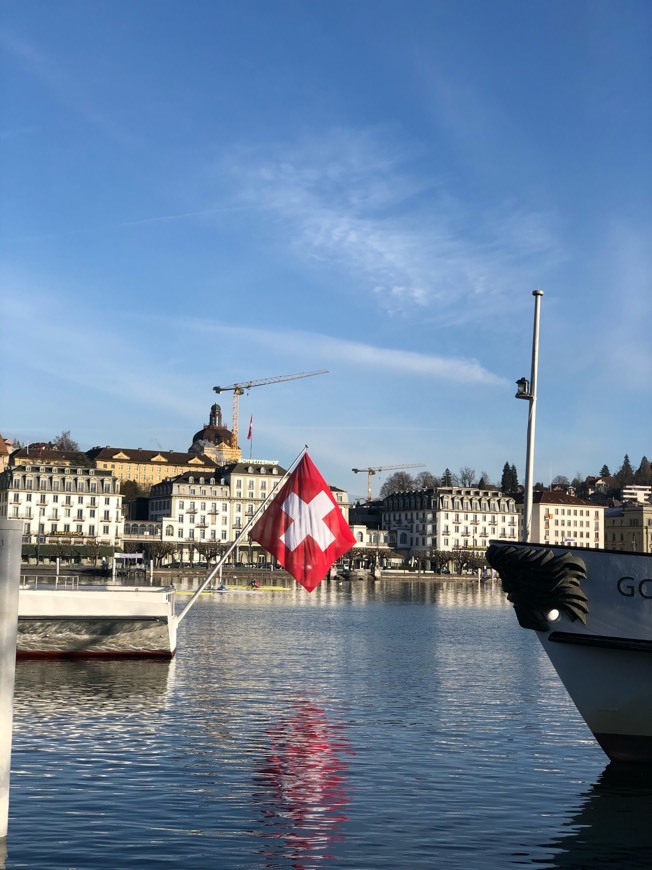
[487,542,652,763]
[17,585,178,659]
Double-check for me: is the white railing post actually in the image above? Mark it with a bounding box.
[0,519,23,840]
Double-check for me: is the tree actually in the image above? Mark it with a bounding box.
[599,464,611,478]
[477,471,491,488]
[120,479,150,499]
[452,548,475,574]
[414,471,439,490]
[427,549,453,573]
[195,541,228,566]
[617,454,635,486]
[441,468,454,486]
[551,474,570,488]
[379,471,416,498]
[500,462,518,493]
[634,456,652,486]
[572,473,589,497]
[458,466,476,486]
[53,430,79,451]
[143,542,177,567]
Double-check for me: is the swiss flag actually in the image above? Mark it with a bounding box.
[247,416,253,440]
[249,452,356,592]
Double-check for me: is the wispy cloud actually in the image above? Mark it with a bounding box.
[181,319,507,386]
[0,30,133,145]
[216,128,564,323]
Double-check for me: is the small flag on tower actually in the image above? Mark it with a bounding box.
[247,415,253,440]
[249,452,356,592]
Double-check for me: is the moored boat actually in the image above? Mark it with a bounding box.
[17,583,177,659]
[487,541,652,763]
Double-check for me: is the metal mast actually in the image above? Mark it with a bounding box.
[515,290,543,542]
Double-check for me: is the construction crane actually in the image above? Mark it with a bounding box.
[213,370,328,444]
[352,463,426,502]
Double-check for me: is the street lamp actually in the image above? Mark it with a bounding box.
[516,290,543,543]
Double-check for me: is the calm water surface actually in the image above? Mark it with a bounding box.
[5,578,652,869]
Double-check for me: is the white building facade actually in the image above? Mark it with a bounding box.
[382,486,518,555]
[0,463,122,562]
[529,492,605,549]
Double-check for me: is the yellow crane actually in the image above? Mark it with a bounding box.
[213,370,328,445]
[352,463,426,502]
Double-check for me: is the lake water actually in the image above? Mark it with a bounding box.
[5,578,652,868]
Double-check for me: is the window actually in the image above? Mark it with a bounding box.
[103,525,110,535]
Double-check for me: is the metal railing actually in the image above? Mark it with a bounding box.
[20,575,81,589]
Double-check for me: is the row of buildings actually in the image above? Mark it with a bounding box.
[1,405,651,569]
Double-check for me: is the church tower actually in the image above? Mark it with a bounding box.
[189,403,242,464]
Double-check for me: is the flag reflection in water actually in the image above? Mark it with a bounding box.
[253,700,353,867]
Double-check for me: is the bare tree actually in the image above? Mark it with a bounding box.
[458,466,476,486]
[414,471,439,489]
[143,542,177,567]
[195,542,228,566]
[426,549,453,573]
[53,430,80,451]
[379,471,416,498]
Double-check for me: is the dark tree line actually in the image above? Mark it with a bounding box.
[374,451,651,500]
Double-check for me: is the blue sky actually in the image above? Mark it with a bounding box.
[2,0,651,498]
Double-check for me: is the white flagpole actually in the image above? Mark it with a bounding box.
[177,445,308,623]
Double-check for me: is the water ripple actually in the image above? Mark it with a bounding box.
[6,581,630,868]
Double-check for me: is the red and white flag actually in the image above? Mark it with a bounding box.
[249,452,356,592]
[247,415,253,440]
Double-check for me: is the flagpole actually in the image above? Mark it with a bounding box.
[177,445,308,623]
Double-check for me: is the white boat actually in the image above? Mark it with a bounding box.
[17,583,178,659]
[487,541,652,763]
